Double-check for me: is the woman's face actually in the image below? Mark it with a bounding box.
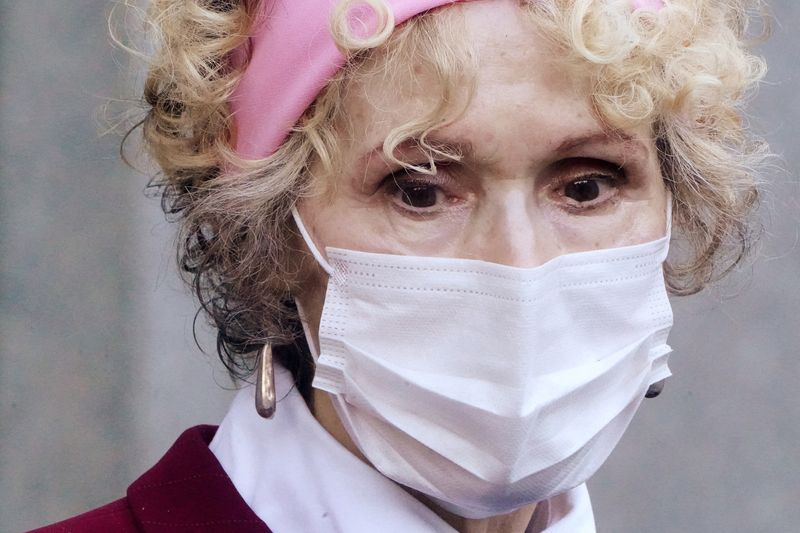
[298,0,667,281]
[296,3,671,514]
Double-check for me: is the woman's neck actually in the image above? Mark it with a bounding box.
[418,489,537,533]
[312,389,536,533]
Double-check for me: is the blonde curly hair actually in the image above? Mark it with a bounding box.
[131,0,769,387]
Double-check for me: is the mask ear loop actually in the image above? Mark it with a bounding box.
[665,189,673,237]
[295,298,321,361]
[291,206,335,276]
[290,206,330,360]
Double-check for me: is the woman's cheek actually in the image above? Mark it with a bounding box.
[381,202,474,255]
[542,197,664,252]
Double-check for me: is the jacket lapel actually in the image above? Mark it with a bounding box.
[127,425,270,532]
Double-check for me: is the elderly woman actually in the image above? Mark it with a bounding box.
[32,0,768,531]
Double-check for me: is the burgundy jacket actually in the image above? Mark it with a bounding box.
[30,426,271,533]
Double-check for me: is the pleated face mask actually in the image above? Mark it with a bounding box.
[293,197,673,519]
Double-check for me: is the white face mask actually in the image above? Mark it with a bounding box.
[293,201,673,519]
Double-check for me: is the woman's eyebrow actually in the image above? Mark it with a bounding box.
[357,130,647,169]
[553,131,648,158]
[424,130,647,161]
[357,137,475,167]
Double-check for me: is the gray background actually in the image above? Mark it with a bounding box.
[1,1,797,532]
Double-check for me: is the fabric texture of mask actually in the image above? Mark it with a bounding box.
[293,204,673,519]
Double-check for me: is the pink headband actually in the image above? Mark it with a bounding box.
[231,0,663,160]
[231,0,472,160]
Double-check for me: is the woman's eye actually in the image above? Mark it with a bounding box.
[381,169,450,213]
[564,178,601,202]
[398,183,438,208]
[560,173,620,206]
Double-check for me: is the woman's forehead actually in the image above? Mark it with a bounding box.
[340,2,638,163]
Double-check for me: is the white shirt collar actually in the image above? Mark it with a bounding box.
[209,365,595,532]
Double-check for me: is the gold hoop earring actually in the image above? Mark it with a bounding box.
[256,344,276,418]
